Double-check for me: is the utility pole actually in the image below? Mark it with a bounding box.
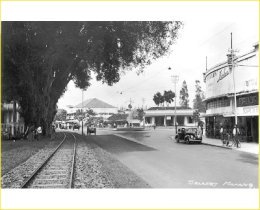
[169,67,179,134]
[171,74,179,134]
[227,32,237,126]
[142,98,145,109]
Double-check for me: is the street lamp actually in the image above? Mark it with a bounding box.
[169,67,179,134]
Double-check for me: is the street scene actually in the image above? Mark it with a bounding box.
[1,6,258,194]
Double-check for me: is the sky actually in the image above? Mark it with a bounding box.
[57,19,258,110]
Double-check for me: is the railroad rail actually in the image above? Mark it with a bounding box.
[21,132,77,188]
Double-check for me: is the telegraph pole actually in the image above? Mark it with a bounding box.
[171,75,179,134]
[227,32,237,126]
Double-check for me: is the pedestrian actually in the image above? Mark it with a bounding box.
[36,126,42,141]
[226,129,231,146]
[220,126,224,145]
[153,123,156,130]
[232,125,240,147]
[197,125,202,139]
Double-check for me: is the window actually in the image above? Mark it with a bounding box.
[188,117,193,123]
[206,98,230,110]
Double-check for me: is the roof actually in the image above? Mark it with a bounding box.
[75,98,116,109]
[145,106,195,116]
[107,114,128,121]
[148,106,192,111]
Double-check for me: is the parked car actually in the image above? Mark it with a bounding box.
[72,123,80,130]
[87,124,96,135]
[175,127,202,144]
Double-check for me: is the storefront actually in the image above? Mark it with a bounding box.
[204,43,258,142]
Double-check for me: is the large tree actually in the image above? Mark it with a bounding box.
[193,80,206,112]
[2,21,182,135]
[179,80,189,108]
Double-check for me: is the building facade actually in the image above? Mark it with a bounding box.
[1,102,25,139]
[144,107,196,127]
[203,43,258,142]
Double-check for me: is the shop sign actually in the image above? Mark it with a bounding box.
[217,68,231,83]
[166,116,171,120]
[237,93,258,107]
[242,106,258,115]
[205,52,258,99]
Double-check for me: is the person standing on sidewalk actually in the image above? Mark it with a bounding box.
[220,126,224,145]
[232,125,240,147]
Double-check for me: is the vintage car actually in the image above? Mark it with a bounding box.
[87,124,96,135]
[72,123,80,130]
[175,127,202,144]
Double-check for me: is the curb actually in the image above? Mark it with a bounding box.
[202,142,232,150]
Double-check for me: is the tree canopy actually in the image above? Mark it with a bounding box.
[153,92,164,106]
[153,90,175,106]
[54,109,67,122]
[2,21,182,135]
[164,90,175,106]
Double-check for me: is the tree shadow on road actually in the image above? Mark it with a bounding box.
[237,153,258,165]
[85,135,157,154]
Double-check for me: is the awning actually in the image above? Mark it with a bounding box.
[201,113,223,117]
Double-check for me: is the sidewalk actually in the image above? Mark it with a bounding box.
[202,136,259,155]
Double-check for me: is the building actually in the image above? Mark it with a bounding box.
[66,98,118,120]
[203,43,258,142]
[144,106,196,127]
[1,102,25,139]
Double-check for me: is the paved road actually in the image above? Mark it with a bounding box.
[83,128,258,188]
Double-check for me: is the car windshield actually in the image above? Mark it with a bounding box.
[186,128,197,133]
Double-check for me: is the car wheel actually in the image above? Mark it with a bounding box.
[186,138,190,144]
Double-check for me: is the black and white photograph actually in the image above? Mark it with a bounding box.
[1,1,259,209]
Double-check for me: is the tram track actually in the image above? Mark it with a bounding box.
[21,132,77,188]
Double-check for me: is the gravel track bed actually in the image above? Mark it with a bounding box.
[74,140,114,188]
[1,133,63,176]
[1,140,63,188]
[27,140,74,188]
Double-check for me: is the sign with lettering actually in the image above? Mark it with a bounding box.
[236,105,258,116]
[205,52,258,99]
[217,68,231,83]
[237,93,258,107]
